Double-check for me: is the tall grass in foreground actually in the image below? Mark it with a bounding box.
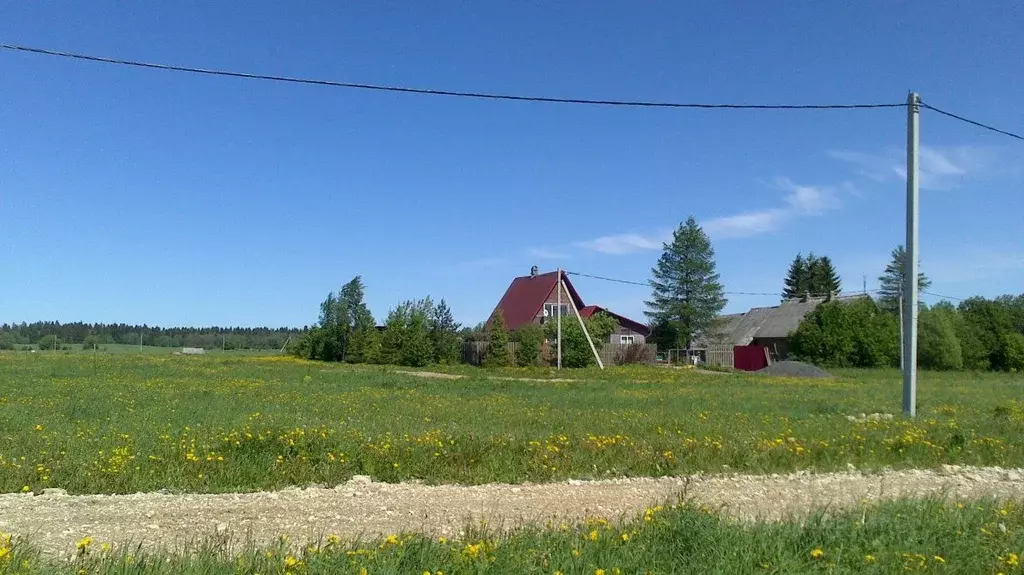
[1,353,1024,494]
[3,497,1024,573]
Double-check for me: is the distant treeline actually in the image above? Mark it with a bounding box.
[0,321,306,351]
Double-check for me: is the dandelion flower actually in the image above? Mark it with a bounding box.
[810,548,824,559]
[865,555,876,563]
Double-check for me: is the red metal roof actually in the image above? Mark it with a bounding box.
[577,305,652,337]
[490,271,584,331]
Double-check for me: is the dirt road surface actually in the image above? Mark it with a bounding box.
[1,466,1022,558]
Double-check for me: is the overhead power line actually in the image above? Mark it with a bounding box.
[0,42,907,110]
[921,290,966,302]
[919,102,1024,141]
[564,270,878,298]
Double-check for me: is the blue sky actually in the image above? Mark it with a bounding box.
[2,1,1023,328]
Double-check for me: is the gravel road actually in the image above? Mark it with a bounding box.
[2,466,1022,558]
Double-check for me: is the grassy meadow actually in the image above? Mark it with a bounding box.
[1,351,1023,495]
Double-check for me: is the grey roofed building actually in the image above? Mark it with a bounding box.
[698,294,871,357]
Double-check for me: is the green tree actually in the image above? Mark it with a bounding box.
[790,298,898,367]
[347,326,381,364]
[917,307,963,371]
[379,304,409,366]
[782,253,809,299]
[403,299,434,367]
[429,299,463,364]
[0,333,17,350]
[483,311,511,368]
[878,245,932,314]
[783,253,841,299]
[648,318,680,352]
[645,216,727,349]
[82,334,100,350]
[38,334,58,351]
[996,332,1024,372]
[379,298,435,367]
[958,297,1017,371]
[543,311,618,368]
[808,255,841,296]
[513,323,544,367]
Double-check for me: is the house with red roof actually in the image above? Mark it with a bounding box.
[489,267,651,345]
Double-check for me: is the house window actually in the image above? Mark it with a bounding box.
[543,303,570,320]
[620,335,635,345]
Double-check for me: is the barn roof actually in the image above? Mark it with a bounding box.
[579,305,652,337]
[700,294,871,346]
[490,271,585,331]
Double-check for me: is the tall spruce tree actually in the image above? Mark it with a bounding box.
[878,245,931,314]
[644,216,727,349]
[809,255,841,296]
[783,253,841,299]
[782,253,809,299]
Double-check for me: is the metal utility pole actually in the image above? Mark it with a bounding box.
[903,92,920,417]
[556,268,562,370]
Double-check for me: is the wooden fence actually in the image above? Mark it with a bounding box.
[663,345,734,368]
[462,341,657,367]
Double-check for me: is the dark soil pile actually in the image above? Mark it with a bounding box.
[756,360,832,378]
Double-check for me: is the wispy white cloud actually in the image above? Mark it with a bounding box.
[702,209,788,239]
[527,247,569,260]
[829,145,1001,190]
[703,178,842,240]
[573,232,670,255]
[576,178,844,251]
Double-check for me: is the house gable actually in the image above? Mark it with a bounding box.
[489,271,585,331]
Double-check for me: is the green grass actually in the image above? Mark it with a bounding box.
[1,352,1023,495]
[3,497,1024,573]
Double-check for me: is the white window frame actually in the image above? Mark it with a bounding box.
[543,303,570,319]
[619,335,635,345]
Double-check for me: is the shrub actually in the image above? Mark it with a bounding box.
[513,324,544,367]
[615,343,655,365]
[483,311,511,368]
[917,308,963,371]
[790,298,898,368]
[996,332,1024,372]
[544,312,618,368]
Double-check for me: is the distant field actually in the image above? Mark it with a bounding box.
[0,352,1023,495]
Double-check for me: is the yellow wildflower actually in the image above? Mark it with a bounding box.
[865,554,876,563]
[284,556,298,568]
[596,570,606,575]
[76,536,93,552]
[588,529,599,541]
[463,542,482,559]
[620,533,630,542]
[810,548,824,559]
[0,548,9,560]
